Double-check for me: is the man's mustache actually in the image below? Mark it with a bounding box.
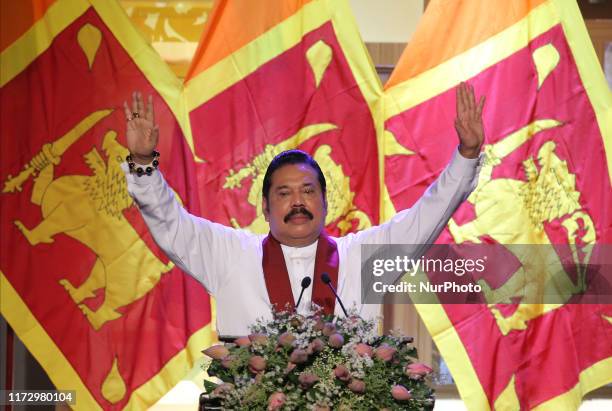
[284,207,314,223]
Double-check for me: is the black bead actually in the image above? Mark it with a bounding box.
[146,167,153,174]
[152,160,159,167]
[128,162,135,169]
[136,167,144,176]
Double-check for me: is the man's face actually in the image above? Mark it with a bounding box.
[263,163,327,247]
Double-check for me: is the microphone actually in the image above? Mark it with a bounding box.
[295,276,311,310]
[321,273,348,316]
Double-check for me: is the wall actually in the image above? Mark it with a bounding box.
[349,0,423,43]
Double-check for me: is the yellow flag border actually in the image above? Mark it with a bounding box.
[536,0,612,403]
[533,357,612,410]
[414,304,491,409]
[383,0,611,181]
[408,0,612,408]
[89,0,194,159]
[122,325,214,410]
[0,0,194,161]
[1,0,214,408]
[417,302,612,410]
[552,0,612,182]
[183,0,333,160]
[1,271,214,411]
[0,0,90,88]
[183,0,386,182]
[379,1,559,221]
[383,1,558,120]
[183,1,330,113]
[1,271,102,410]
[184,0,383,112]
[323,0,389,226]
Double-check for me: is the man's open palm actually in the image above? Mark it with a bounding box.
[124,91,159,164]
[455,82,485,158]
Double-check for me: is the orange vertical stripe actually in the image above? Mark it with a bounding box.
[0,0,57,52]
[385,0,548,89]
[185,0,313,82]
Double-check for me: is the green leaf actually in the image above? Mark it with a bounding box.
[203,379,219,393]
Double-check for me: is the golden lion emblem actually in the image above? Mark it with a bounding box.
[5,110,173,330]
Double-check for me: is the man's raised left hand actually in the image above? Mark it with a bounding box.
[455,82,485,159]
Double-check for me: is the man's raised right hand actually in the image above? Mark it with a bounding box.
[124,91,159,165]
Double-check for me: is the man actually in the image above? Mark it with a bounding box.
[123,83,485,336]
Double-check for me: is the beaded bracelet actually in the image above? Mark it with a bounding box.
[126,150,160,176]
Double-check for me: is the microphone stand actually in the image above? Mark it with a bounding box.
[321,272,348,316]
[296,276,311,310]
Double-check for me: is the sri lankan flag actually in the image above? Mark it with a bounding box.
[183,0,382,235]
[383,0,612,408]
[0,1,213,409]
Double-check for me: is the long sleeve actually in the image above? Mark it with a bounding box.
[344,148,483,254]
[123,165,253,296]
[334,149,483,318]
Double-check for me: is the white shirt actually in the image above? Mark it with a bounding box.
[281,242,317,314]
[125,149,482,335]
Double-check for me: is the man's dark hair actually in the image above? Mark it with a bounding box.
[262,149,327,202]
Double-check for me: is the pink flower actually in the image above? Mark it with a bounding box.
[278,332,296,348]
[354,343,373,358]
[249,333,269,345]
[307,338,325,354]
[211,383,234,398]
[267,392,286,411]
[284,362,297,374]
[234,336,251,347]
[374,344,397,362]
[220,355,236,369]
[313,318,325,331]
[328,333,345,348]
[348,379,365,393]
[290,315,304,327]
[298,372,319,389]
[248,355,266,374]
[202,345,229,360]
[322,322,336,336]
[391,385,412,401]
[405,363,433,379]
[289,348,308,364]
[333,364,351,382]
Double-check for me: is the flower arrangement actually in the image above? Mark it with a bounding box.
[201,308,434,410]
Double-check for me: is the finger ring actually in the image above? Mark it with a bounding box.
[132,112,140,119]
